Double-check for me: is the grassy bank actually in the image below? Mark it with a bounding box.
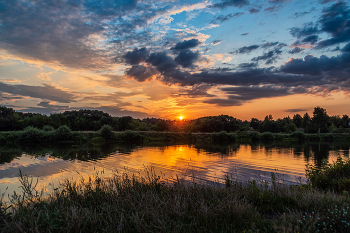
[1,125,350,146]
[1,159,350,232]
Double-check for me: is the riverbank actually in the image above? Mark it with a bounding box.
[1,165,350,232]
[0,126,349,146]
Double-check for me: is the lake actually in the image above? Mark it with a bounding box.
[0,141,349,199]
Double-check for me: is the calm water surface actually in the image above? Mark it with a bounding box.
[0,142,349,198]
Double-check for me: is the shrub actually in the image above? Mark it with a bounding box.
[321,133,335,141]
[98,125,114,140]
[54,125,72,141]
[291,131,306,141]
[306,157,350,192]
[118,130,142,142]
[247,131,260,141]
[211,131,236,142]
[42,125,54,132]
[260,132,275,141]
[19,126,45,144]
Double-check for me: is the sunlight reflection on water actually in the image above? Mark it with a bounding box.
[0,142,349,200]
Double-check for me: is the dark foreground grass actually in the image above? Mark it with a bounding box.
[1,169,350,233]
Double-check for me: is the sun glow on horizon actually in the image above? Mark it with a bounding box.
[179,116,183,120]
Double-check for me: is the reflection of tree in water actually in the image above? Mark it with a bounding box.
[193,142,240,155]
[309,143,331,167]
[0,147,23,164]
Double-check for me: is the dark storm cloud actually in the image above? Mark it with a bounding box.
[233,45,260,54]
[208,0,249,9]
[171,39,201,51]
[122,48,149,65]
[249,8,260,13]
[211,12,245,23]
[285,108,308,113]
[174,50,200,68]
[0,82,76,103]
[316,1,350,48]
[280,53,350,76]
[125,65,158,82]
[342,43,350,52]
[289,47,304,54]
[147,52,179,73]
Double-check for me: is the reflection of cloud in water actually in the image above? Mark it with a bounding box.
[0,143,350,202]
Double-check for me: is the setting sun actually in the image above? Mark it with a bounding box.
[179,117,183,120]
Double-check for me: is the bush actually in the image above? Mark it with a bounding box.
[321,133,335,141]
[291,131,306,141]
[98,125,114,140]
[260,132,275,141]
[42,125,54,132]
[247,131,260,141]
[19,126,45,144]
[306,157,350,192]
[211,131,236,142]
[118,130,142,142]
[54,125,72,141]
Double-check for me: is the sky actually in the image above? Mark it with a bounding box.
[0,0,350,120]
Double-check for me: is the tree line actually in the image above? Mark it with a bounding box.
[0,106,349,133]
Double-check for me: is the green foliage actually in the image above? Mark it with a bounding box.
[18,126,46,144]
[260,132,275,141]
[98,125,114,140]
[247,131,260,141]
[210,131,236,142]
[291,131,306,141]
[306,157,350,192]
[53,125,72,141]
[118,130,142,142]
[321,133,335,141]
[42,125,54,132]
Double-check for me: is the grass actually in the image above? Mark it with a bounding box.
[1,163,350,232]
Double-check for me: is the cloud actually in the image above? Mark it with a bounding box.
[290,23,319,38]
[0,82,76,103]
[316,1,350,48]
[342,43,350,52]
[171,39,201,50]
[285,108,308,113]
[237,62,258,69]
[204,85,300,106]
[280,53,350,76]
[125,65,158,82]
[211,12,245,24]
[173,84,215,98]
[233,45,260,54]
[261,42,279,48]
[208,0,249,9]
[251,48,282,63]
[211,40,222,45]
[174,49,200,68]
[241,33,249,36]
[288,47,304,54]
[122,48,150,65]
[97,105,151,119]
[249,8,260,14]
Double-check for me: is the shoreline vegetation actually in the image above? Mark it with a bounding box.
[0,105,348,145]
[0,126,349,146]
[1,159,350,232]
